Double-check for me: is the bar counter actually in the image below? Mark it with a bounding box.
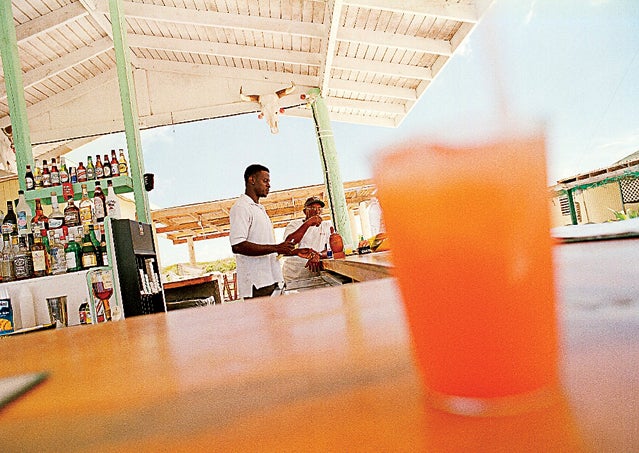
[322,250,393,281]
[1,239,638,451]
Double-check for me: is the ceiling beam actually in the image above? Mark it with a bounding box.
[15,2,88,42]
[343,0,480,23]
[285,106,398,128]
[95,0,325,38]
[329,79,416,100]
[331,55,432,80]
[0,37,113,102]
[338,28,452,56]
[318,0,344,94]
[135,58,318,87]
[128,34,322,66]
[0,69,116,129]
[325,97,406,115]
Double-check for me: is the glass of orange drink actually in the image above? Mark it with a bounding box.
[374,133,560,416]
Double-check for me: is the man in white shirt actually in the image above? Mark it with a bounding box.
[229,164,296,299]
[282,196,333,285]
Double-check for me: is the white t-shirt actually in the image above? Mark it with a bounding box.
[281,218,332,284]
[229,194,283,298]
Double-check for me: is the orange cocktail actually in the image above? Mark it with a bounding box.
[374,135,559,413]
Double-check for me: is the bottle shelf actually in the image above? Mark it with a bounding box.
[24,175,133,205]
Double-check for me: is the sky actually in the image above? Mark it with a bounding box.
[69,0,639,266]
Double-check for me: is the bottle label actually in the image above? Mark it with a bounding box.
[64,212,81,227]
[51,172,60,185]
[17,212,28,232]
[50,246,66,275]
[60,171,69,183]
[82,253,98,268]
[14,255,30,279]
[86,168,95,180]
[49,218,64,229]
[103,165,112,178]
[118,163,128,175]
[1,222,15,235]
[94,199,105,220]
[65,251,78,270]
[33,250,47,272]
[26,177,35,190]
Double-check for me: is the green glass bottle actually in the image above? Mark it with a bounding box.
[81,227,98,269]
[64,231,82,272]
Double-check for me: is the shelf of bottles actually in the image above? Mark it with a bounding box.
[24,175,133,205]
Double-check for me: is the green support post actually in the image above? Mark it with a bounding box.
[109,0,150,224]
[307,88,354,248]
[567,188,578,225]
[0,1,34,192]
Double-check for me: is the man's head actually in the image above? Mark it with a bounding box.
[244,164,271,200]
[303,196,325,219]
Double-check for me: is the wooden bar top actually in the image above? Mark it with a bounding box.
[322,250,393,281]
[1,240,638,451]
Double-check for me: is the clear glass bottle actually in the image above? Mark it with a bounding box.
[49,192,66,232]
[117,149,128,176]
[49,233,67,275]
[59,156,69,184]
[78,184,94,229]
[34,159,43,188]
[1,233,15,282]
[86,156,95,181]
[16,190,32,237]
[105,180,121,219]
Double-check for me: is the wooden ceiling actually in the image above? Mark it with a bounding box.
[152,178,376,243]
[1,0,492,145]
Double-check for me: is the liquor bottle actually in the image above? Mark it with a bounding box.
[88,225,102,266]
[25,165,36,190]
[48,192,66,232]
[49,232,67,275]
[102,154,112,178]
[0,234,15,282]
[110,149,120,177]
[93,181,107,224]
[78,184,94,229]
[59,156,69,184]
[1,201,17,236]
[50,158,60,186]
[34,159,43,188]
[13,235,33,280]
[16,190,32,237]
[118,149,128,176]
[41,159,52,187]
[98,223,109,266]
[77,161,87,182]
[95,155,104,179]
[105,180,121,219]
[31,198,49,233]
[69,166,78,183]
[64,196,81,228]
[79,301,92,325]
[81,227,98,269]
[31,230,49,277]
[64,231,82,272]
[86,156,95,181]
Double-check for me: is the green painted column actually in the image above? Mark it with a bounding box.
[0,2,34,192]
[109,0,150,223]
[307,88,354,248]
[567,188,578,225]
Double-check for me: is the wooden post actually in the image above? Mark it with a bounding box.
[0,1,34,192]
[307,88,354,248]
[108,0,150,223]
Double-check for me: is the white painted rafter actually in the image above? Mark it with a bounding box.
[318,0,344,95]
[15,2,88,42]
[343,0,480,23]
[338,28,452,56]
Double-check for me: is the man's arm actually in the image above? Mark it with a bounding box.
[232,241,295,256]
[284,215,322,244]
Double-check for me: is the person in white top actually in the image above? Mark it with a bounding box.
[282,196,333,285]
[229,164,297,299]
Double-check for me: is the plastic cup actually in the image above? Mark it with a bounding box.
[374,134,559,416]
[46,296,68,328]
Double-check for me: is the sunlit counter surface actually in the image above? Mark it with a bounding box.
[322,250,393,281]
[1,240,638,451]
